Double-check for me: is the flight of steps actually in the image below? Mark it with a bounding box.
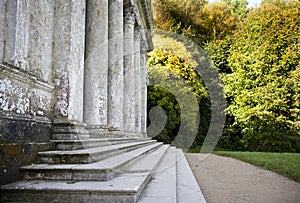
[1,137,206,203]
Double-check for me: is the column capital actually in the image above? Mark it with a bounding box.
[124,6,137,25]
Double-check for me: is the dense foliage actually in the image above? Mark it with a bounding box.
[205,1,300,152]
[152,0,244,45]
[150,0,300,152]
[147,36,211,148]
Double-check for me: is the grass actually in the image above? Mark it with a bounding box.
[213,151,300,182]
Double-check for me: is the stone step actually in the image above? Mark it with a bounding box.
[137,147,177,203]
[38,140,156,164]
[1,145,170,203]
[176,149,206,203]
[21,142,163,181]
[51,133,90,140]
[51,138,143,150]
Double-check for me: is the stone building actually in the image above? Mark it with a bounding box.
[0,0,205,202]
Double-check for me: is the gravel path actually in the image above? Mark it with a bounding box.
[185,153,300,203]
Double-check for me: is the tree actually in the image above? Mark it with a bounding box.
[147,35,211,147]
[152,0,239,45]
[197,2,238,42]
[222,0,249,19]
[223,1,300,151]
[152,0,207,32]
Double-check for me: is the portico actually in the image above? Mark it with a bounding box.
[0,0,153,185]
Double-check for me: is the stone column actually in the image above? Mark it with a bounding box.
[28,0,55,83]
[52,0,88,140]
[2,0,30,68]
[123,7,136,135]
[84,0,108,137]
[0,0,5,60]
[140,40,149,137]
[108,0,124,135]
[134,26,142,135]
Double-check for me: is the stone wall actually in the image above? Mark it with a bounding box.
[0,0,153,184]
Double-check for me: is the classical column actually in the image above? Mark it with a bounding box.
[140,40,148,137]
[0,0,5,60]
[52,0,88,140]
[28,0,55,82]
[2,0,30,68]
[123,7,136,135]
[108,0,124,135]
[134,26,142,135]
[1,0,54,81]
[84,0,108,137]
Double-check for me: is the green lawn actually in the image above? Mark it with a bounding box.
[213,151,300,182]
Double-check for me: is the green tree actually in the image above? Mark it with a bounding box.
[222,0,249,19]
[152,0,207,32]
[204,38,232,74]
[223,1,300,151]
[152,0,239,45]
[197,2,238,42]
[147,35,211,147]
[204,38,245,150]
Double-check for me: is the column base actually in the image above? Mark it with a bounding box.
[123,131,149,139]
[106,129,124,138]
[52,120,89,140]
[142,132,148,139]
[124,131,138,138]
[86,125,109,138]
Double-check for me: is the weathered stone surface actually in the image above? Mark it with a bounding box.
[0,142,54,185]
[84,0,109,133]
[138,147,177,203]
[3,0,30,69]
[0,113,51,143]
[28,0,55,82]
[0,0,7,59]
[140,42,148,135]
[1,174,148,203]
[0,0,152,138]
[108,0,124,132]
[176,149,206,203]
[21,142,162,181]
[136,0,154,50]
[51,122,89,140]
[0,1,158,199]
[0,64,53,117]
[51,138,137,150]
[0,0,55,82]
[37,140,155,164]
[52,0,86,122]
[124,6,136,134]
[134,27,142,134]
[1,143,170,203]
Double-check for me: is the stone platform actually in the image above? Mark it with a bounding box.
[1,138,205,203]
